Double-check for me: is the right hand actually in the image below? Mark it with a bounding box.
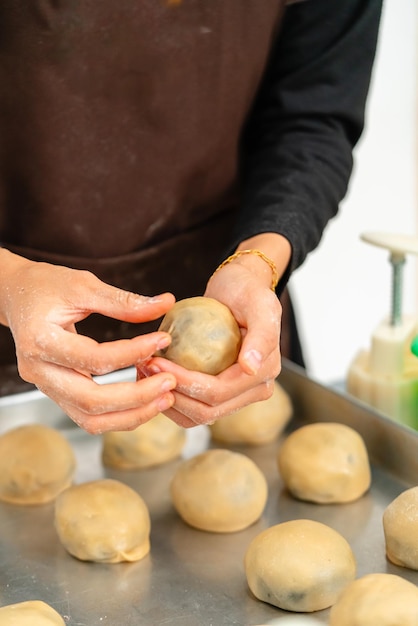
[0,249,177,434]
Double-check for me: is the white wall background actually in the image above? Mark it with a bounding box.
[290,0,418,384]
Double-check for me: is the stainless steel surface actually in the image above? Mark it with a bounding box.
[1,360,418,625]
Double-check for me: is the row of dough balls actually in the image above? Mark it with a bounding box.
[1,410,418,622]
[0,422,268,554]
[101,380,294,471]
[245,425,418,622]
[0,414,187,508]
[246,425,418,621]
[0,379,293,505]
[2,423,417,620]
[0,420,269,558]
[0,426,153,564]
[244,518,418,622]
[0,425,152,564]
[0,413,370,510]
[52,449,268,562]
[37,466,418,623]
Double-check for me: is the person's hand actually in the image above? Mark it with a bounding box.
[0,249,177,433]
[138,251,284,428]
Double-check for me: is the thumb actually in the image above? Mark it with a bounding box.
[77,275,176,323]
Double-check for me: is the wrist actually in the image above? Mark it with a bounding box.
[0,248,33,327]
[212,234,292,291]
[215,249,279,291]
[236,233,292,280]
[0,247,32,277]
[220,233,291,291]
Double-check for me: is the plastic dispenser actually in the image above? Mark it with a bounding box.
[347,232,418,429]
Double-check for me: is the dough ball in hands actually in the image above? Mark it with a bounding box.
[0,424,76,505]
[156,296,242,375]
[329,573,418,625]
[277,422,371,504]
[170,449,268,532]
[0,600,65,625]
[383,486,418,569]
[210,381,293,446]
[244,519,356,612]
[102,413,186,470]
[54,479,150,563]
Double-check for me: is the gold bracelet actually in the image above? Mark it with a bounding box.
[213,249,279,291]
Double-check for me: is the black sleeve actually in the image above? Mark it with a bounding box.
[234,0,383,292]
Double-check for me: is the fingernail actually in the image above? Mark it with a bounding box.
[147,364,162,375]
[156,336,171,350]
[244,349,262,374]
[158,393,174,411]
[161,378,175,392]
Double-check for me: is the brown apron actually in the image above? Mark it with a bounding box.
[0,1,303,394]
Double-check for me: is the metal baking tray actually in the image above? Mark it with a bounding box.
[0,359,417,625]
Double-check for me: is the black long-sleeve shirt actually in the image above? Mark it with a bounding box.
[238,0,383,290]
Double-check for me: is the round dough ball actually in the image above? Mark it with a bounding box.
[210,381,292,446]
[329,573,418,625]
[0,424,76,505]
[0,600,65,625]
[156,296,242,375]
[54,479,150,563]
[245,519,356,612]
[102,413,186,469]
[277,422,371,503]
[383,486,418,569]
[170,448,268,532]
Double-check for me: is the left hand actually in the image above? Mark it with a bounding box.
[138,258,283,428]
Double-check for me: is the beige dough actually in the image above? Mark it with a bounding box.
[0,600,65,625]
[383,486,418,569]
[244,519,356,612]
[329,572,418,625]
[0,424,76,505]
[102,412,186,469]
[170,448,268,532]
[277,422,371,503]
[156,296,242,375]
[54,478,150,563]
[210,381,293,446]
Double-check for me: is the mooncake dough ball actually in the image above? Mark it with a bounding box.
[0,600,65,625]
[0,424,76,505]
[329,572,418,625]
[210,381,292,446]
[54,479,150,563]
[245,519,356,612]
[156,296,242,375]
[383,486,418,569]
[170,448,268,532]
[102,412,186,469]
[277,422,371,503]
